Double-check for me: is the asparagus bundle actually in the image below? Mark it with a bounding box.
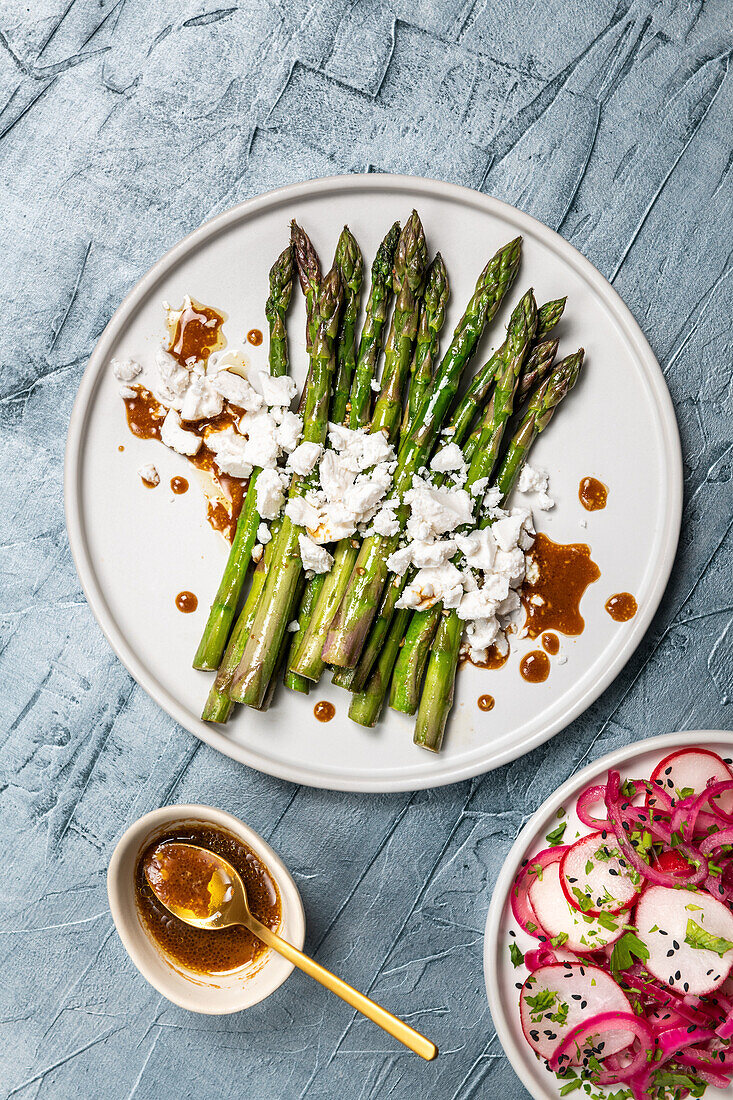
[193,244,294,671]
[322,236,523,669]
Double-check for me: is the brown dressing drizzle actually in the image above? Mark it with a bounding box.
[247,328,263,346]
[175,591,198,613]
[542,632,559,655]
[605,592,638,622]
[313,701,335,722]
[477,694,495,712]
[168,299,226,366]
[135,823,280,975]
[521,533,600,638]
[520,651,550,683]
[579,476,608,511]
[123,389,247,543]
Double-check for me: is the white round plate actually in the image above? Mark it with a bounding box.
[65,174,682,792]
[484,729,733,1100]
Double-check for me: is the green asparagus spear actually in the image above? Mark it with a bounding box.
[414,349,585,751]
[329,227,364,424]
[370,211,429,438]
[193,244,294,671]
[349,221,401,429]
[228,268,344,708]
[291,220,321,355]
[322,236,522,669]
[403,253,449,433]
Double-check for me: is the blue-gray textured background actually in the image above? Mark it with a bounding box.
[2,1,732,1097]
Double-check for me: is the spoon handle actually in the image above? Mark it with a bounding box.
[242,913,437,1060]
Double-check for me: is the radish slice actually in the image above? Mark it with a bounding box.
[648,748,733,815]
[560,831,641,916]
[529,861,629,953]
[519,963,634,1062]
[635,885,733,995]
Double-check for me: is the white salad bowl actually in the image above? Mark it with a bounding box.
[484,729,733,1100]
[107,803,306,1014]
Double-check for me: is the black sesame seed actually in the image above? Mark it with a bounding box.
[672,940,680,950]
[687,1025,697,1033]
[664,767,672,775]
[572,994,582,1001]
[581,1000,587,1010]
[515,983,523,989]
[675,970,681,980]
[684,982,690,992]
[659,929,668,936]
[666,949,675,957]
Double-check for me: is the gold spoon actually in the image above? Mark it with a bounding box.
[144,841,438,1060]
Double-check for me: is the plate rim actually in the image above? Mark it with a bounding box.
[64,172,683,793]
[483,729,733,1100]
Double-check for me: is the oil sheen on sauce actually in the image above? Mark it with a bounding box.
[477,694,495,711]
[247,328,263,346]
[313,701,335,722]
[520,651,550,683]
[135,823,280,975]
[521,533,600,638]
[606,592,638,622]
[579,476,608,511]
[541,632,559,655]
[170,476,189,494]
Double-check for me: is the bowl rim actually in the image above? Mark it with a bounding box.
[483,729,733,1099]
[107,803,306,1014]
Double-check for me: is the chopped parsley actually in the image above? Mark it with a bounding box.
[546,822,567,847]
[509,942,524,968]
[684,918,733,957]
[609,931,650,972]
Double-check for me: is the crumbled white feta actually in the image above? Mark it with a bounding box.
[252,543,264,563]
[404,477,473,541]
[180,372,224,422]
[209,368,263,412]
[287,620,300,632]
[455,529,496,571]
[205,428,253,478]
[275,411,303,453]
[492,514,526,553]
[557,655,568,665]
[288,441,322,476]
[368,501,400,537]
[397,563,465,611]
[259,372,297,407]
[138,463,160,486]
[298,534,333,574]
[517,463,555,510]
[161,409,201,456]
[430,442,466,474]
[370,378,381,391]
[118,385,137,399]
[256,467,287,519]
[579,519,588,529]
[112,357,142,383]
[525,555,541,584]
[257,522,271,545]
[154,347,190,408]
[469,476,488,498]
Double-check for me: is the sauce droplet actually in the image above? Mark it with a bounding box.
[520,651,550,683]
[118,444,125,452]
[171,476,189,494]
[175,591,198,613]
[522,533,600,638]
[542,632,559,655]
[579,476,608,511]
[247,328,263,346]
[477,694,495,711]
[605,592,637,622]
[313,700,335,722]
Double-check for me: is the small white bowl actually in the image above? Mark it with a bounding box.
[107,804,305,1014]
